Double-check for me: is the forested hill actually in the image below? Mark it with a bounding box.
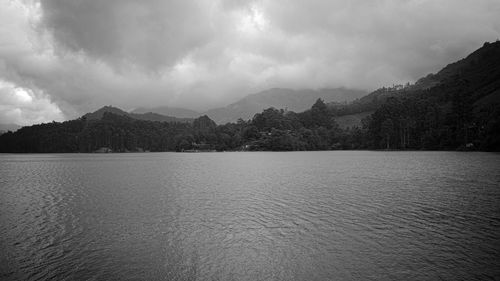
[0,41,499,152]
[84,105,193,123]
[333,41,500,116]
[0,100,346,152]
[351,41,500,150]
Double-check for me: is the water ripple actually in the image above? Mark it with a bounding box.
[1,152,499,280]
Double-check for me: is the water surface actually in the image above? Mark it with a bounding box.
[1,151,499,280]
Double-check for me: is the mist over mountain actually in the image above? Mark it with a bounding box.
[198,88,364,124]
[130,88,366,124]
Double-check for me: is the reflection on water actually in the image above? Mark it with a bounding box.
[1,152,499,280]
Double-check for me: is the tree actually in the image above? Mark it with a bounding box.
[380,119,394,149]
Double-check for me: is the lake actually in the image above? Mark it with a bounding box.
[0,151,499,280]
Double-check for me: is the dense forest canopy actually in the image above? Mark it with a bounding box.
[1,41,499,152]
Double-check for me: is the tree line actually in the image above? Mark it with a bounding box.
[1,91,498,152]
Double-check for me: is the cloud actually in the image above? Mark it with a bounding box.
[40,0,217,70]
[0,80,63,126]
[0,0,499,125]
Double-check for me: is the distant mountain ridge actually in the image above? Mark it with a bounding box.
[133,88,367,124]
[84,88,368,126]
[84,106,192,123]
[202,88,366,124]
[131,106,200,119]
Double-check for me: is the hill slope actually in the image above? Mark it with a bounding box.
[333,41,500,128]
[359,41,500,150]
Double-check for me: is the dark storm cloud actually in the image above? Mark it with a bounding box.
[0,0,499,125]
[40,0,216,70]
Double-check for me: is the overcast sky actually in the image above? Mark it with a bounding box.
[1,0,499,125]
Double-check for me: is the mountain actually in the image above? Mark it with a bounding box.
[358,41,500,150]
[203,88,367,124]
[132,88,367,124]
[411,42,500,91]
[333,41,500,128]
[84,106,193,123]
[83,106,129,120]
[131,106,200,119]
